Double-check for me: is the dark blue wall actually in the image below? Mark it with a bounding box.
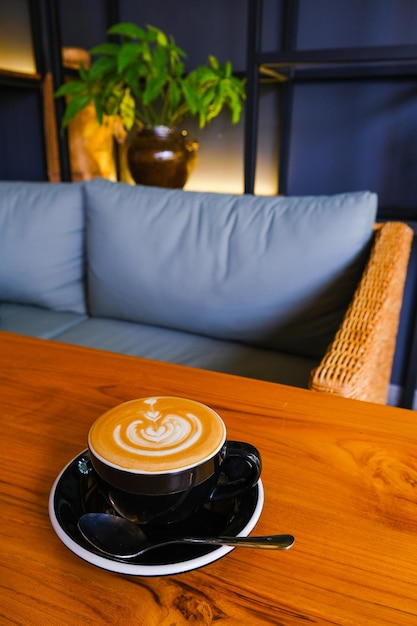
[58,0,247,70]
[5,0,417,217]
[287,80,417,212]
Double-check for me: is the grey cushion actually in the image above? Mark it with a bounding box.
[0,181,86,314]
[84,179,377,358]
[53,316,319,388]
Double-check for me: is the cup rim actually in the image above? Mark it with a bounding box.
[88,439,226,476]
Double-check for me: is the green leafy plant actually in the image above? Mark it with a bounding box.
[55,22,246,141]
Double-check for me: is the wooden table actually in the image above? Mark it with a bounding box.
[2,331,417,625]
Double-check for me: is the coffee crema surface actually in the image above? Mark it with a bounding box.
[88,397,226,473]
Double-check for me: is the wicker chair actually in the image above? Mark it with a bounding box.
[310,222,413,404]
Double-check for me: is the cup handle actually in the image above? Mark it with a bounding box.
[209,441,262,501]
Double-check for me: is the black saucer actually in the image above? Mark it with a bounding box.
[49,450,264,576]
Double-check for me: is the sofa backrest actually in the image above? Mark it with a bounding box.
[84,179,377,358]
[0,181,86,314]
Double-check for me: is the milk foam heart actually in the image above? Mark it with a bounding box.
[88,396,226,474]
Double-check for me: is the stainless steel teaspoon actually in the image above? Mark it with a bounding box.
[78,513,295,559]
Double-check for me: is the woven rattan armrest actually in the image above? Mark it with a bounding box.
[310,222,413,403]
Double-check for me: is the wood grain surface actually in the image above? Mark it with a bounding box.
[1,331,417,625]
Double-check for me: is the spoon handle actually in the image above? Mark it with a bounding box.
[181,534,295,550]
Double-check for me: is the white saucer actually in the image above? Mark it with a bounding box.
[49,450,264,576]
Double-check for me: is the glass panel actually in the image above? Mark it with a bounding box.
[0,0,36,74]
[297,0,417,49]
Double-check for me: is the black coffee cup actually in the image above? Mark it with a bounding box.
[88,397,261,525]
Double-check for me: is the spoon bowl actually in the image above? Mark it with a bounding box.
[78,513,295,559]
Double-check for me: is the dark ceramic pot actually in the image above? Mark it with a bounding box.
[126,125,198,189]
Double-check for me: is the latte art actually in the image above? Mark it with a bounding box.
[89,397,226,473]
[114,410,202,455]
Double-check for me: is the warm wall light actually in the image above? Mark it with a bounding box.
[0,0,36,74]
[183,116,243,194]
[186,164,277,196]
[184,119,278,196]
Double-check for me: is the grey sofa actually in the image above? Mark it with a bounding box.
[0,178,411,400]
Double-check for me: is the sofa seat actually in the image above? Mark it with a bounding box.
[0,303,87,339]
[0,303,318,388]
[52,316,320,389]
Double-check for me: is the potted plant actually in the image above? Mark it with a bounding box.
[55,22,246,188]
